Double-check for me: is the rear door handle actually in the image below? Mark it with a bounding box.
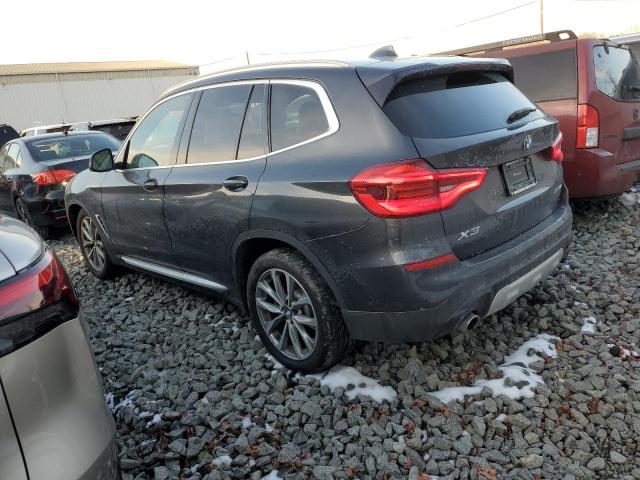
[223,176,249,192]
[143,178,158,191]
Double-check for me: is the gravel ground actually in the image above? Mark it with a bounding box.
[49,191,640,480]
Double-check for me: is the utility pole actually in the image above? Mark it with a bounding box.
[540,0,544,33]
[245,51,250,65]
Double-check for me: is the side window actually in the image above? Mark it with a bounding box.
[593,45,640,101]
[126,93,192,169]
[270,84,330,152]
[237,85,266,159]
[0,145,8,170]
[4,144,20,170]
[187,85,252,164]
[509,49,577,102]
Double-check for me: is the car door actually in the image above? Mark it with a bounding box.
[100,92,194,264]
[0,144,20,214]
[163,82,267,288]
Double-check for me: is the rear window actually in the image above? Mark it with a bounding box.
[27,134,121,162]
[593,45,640,101]
[383,72,542,139]
[508,49,577,102]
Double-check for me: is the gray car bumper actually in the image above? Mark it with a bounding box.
[0,315,119,480]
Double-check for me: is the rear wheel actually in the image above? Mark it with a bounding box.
[247,248,352,373]
[77,210,115,279]
[15,198,50,239]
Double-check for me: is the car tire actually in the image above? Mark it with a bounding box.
[15,198,51,239]
[247,248,353,373]
[76,210,116,279]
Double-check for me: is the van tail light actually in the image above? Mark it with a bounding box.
[544,132,564,163]
[32,169,76,186]
[349,159,487,218]
[576,104,599,148]
[0,250,79,356]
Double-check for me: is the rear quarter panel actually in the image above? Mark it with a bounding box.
[250,68,418,240]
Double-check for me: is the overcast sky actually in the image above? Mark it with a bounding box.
[3,0,638,72]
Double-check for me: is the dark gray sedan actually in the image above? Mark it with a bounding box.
[0,132,120,238]
[0,215,119,479]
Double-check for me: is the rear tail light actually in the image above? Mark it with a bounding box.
[0,250,79,356]
[544,132,564,163]
[349,159,487,218]
[576,104,599,148]
[32,169,76,186]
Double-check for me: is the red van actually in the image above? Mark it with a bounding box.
[437,31,640,198]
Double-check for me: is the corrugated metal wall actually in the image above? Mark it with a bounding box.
[0,68,197,130]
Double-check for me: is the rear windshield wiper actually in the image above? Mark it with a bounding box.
[506,107,537,124]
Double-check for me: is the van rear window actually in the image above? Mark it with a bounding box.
[507,49,577,102]
[593,45,640,101]
[383,72,542,138]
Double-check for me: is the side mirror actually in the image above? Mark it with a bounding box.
[90,148,113,172]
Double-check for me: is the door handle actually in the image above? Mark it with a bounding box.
[143,178,158,191]
[223,176,249,192]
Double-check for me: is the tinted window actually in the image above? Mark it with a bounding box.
[187,85,251,164]
[270,84,329,151]
[509,49,577,102]
[4,144,20,169]
[0,125,19,147]
[27,134,121,162]
[127,94,192,169]
[593,45,640,101]
[383,72,542,138]
[238,85,266,159]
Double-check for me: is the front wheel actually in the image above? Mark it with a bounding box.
[77,210,115,279]
[247,248,352,373]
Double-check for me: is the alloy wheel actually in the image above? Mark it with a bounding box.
[255,268,318,360]
[80,216,106,271]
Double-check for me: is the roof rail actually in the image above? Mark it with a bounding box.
[433,30,578,57]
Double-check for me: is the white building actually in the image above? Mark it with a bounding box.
[0,61,199,130]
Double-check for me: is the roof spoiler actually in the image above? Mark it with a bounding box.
[433,30,578,57]
[369,45,398,59]
[357,59,513,107]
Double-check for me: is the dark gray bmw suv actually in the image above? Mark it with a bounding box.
[65,56,572,372]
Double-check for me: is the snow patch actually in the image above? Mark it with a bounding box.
[146,413,162,428]
[620,192,640,206]
[310,365,396,403]
[105,390,136,414]
[581,316,597,334]
[428,333,559,403]
[212,455,232,467]
[242,416,254,429]
[265,423,274,433]
[262,471,282,480]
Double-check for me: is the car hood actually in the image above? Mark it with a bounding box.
[0,216,44,282]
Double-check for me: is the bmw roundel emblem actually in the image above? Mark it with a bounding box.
[523,134,532,151]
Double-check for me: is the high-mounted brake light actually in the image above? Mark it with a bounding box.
[349,159,487,218]
[32,169,76,186]
[545,132,564,163]
[0,250,79,355]
[576,104,599,148]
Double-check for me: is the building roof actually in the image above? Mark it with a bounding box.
[0,60,198,76]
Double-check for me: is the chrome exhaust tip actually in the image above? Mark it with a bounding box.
[462,313,480,331]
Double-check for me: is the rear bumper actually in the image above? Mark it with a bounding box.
[563,148,640,198]
[21,189,68,227]
[0,315,119,480]
[340,191,573,342]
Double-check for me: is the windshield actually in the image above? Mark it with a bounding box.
[26,134,121,162]
[383,71,542,138]
[593,45,640,101]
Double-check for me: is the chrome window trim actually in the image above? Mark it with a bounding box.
[115,78,339,171]
[120,256,227,292]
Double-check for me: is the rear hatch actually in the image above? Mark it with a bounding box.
[38,155,91,173]
[359,61,563,259]
[590,43,640,166]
